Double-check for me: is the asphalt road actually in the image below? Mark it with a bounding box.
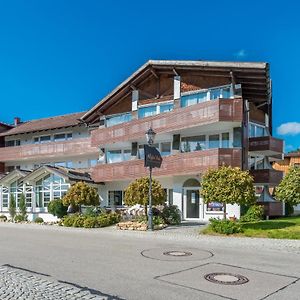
[0,223,299,300]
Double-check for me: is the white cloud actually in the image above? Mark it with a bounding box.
[277,122,300,136]
[234,49,247,58]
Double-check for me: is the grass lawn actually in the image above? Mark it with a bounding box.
[201,216,300,240]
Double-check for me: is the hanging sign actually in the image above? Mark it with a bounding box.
[144,144,162,168]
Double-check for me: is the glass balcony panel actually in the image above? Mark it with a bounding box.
[222,87,231,98]
[106,113,132,127]
[161,142,171,156]
[222,132,230,148]
[160,103,174,113]
[107,150,122,164]
[181,135,206,152]
[138,106,157,118]
[123,150,131,161]
[209,134,220,148]
[210,88,222,100]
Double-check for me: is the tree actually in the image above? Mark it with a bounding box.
[18,193,27,221]
[48,199,68,218]
[124,176,166,216]
[62,182,99,211]
[201,166,256,219]
[9,193,16,221]
[275,166,300,207]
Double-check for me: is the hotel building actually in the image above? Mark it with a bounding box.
[0,60,284,221]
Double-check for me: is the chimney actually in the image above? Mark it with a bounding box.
[14,117,21,126]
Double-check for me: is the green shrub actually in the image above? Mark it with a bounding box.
[209,218,243,235]
[153,215,165,225]
[62,212,120,228]
[9,194,16,221]
[136,215,147,223]
[162,205,181,225]
[0,215,7,222]
[62,214,79,227]
[72,215,86,227]
[19,193,27,221]
[83,216,98,228]
[14,214,25,222]
[34,217,44,223]
[48,199,68,218]
[240,205,264,222]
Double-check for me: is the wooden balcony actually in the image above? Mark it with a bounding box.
[0,137,98,162]
[91,148,241,182]
[91,98,243,146]
[249,136,283,157]
[250,169,283,185]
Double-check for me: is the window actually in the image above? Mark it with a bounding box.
[160,142,171,156]
[36,174,69,208]
[294,163,300,168]
[40,135,51,143]
[209,134,220,149]
[106,113,132,127]
[2,187,9,208]
[5,140,20,147]
[54,133,66,141]
[34,135,51,144]
[221,132,230,148]
[207,202,224,212]
[181,135,206,152]
[108,191,123,206]
[66,133,73,140]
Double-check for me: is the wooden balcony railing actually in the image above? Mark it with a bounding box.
[0,137,98,162]
[249,136,283,156]
[249,169,283,185]
[91,148,241,182]
[91,98,243,147]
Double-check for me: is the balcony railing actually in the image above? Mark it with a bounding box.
[91,98,243,147]
[0,137,98,162]
[91,148,241,182]
[249,169,283,185]
[249,136,283,157]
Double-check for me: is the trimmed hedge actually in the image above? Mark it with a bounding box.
[62,212,121,228]
[209,218,243,235]
[34,217,44,223]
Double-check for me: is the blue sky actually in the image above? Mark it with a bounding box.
[0,0,299,151]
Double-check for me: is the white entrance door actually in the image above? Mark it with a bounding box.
[183,188,202,220]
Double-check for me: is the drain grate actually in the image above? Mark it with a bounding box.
[204,272,249,285]
[163,251,192,257]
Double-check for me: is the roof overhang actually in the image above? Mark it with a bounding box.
[0,169,31,186]
[81,60,270,124]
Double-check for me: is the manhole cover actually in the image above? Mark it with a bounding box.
[163,251,192,257]
[204,272,249,285]
[141,247,213,261]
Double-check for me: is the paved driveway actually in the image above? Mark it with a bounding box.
[0,222,299,300]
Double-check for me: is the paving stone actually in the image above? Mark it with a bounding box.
[0,265,113,299]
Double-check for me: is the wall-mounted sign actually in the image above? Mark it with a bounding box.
[144,145,162,168]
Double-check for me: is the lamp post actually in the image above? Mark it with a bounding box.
[145,127,156,231]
